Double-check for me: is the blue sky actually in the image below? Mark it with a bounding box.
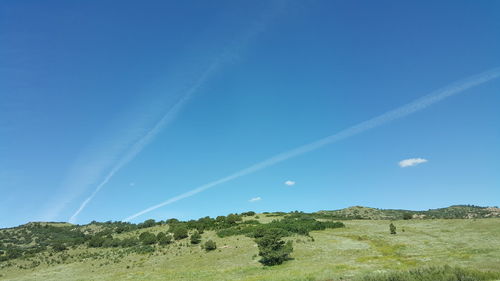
[1,1,499,227]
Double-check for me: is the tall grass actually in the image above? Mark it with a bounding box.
[357,266,500,281]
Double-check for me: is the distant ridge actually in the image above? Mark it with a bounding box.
[316,205,500,220]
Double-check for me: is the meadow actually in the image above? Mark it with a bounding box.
[1,217,499,281]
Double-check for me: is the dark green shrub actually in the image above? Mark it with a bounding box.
[190,231,201,244]
[139,232,157,245]
[88,236,105,247]
[256,228,293,266]
[172,226,188,240]
[204,240,217,251]
[390,223,397,235]
[139,219,156,229]
[51,242,67,252]
[157,232,172,245]
[403,213,413,220]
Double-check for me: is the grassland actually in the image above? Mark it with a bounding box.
[1,217,499,281]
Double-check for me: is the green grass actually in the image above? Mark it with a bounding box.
[355,266,500,281]
[1,218,500,281]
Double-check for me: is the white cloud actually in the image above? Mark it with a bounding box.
[249,197,262,202]
[284,180,295,186]
[398,158,428,168]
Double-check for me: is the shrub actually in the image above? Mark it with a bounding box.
[256,228,293,266]
[157,232,172,245]
[51,242,67,252]
[172,226,188,240]
[356,266,500,281]
[190,231,201,244]
[204,240,217,251]
[139,219,156,228]
[139,232,157,245]
[88,236,105,248]
[403,213,413,220]
[120,237,139,247]
[389,223,397,235]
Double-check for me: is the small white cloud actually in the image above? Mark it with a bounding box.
[249,197,262,202]
[398,158,428,168]
[284,180,295,186]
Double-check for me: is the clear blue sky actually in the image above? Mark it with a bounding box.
[1,1,499,227]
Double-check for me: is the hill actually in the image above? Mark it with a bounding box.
[1,206,500,280]
[316,205,500,220]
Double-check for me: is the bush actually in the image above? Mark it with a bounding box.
[139,232,157,245]
[190,231,201,244]
[120,237,139,247]
[204,240,217,251]
[51,242,67,252]
[88,236,105,248]
[157,232,172,245]
[256,228,293,266]
[389,223,397,235]
[172,226,188,240]
[356,266,500,281]
[403,213,413,220]
[139,219,156,228]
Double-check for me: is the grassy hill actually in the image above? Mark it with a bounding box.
[316,205,500,220]
[1,206,500,281]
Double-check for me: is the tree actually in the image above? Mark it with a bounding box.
[139,232,157,245]
[190,231,201,244]
[52,242,67,252]
[389,223,397,235]
[172,226,188,240]
[256,228,293,266]
[166,218,179,225]
[157,232,172,245]
[204,240,217,251]
[403,213,413,220]
[140,219,156,228]
[88,236,105,247]
[226,214,242,225]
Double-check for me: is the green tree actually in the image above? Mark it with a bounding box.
[389,223,397,235]
[51,242,67,252]
[256,228,293,266]
[172,226,188,240]
[140,219,156,228]
[139,232,157,245]
[190,230,201,244]
[88,236,105,248]
[204,240,217,251]
[157,232,172,245]
[403,213,413,220]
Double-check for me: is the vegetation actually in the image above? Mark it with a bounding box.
[255,228,293,266]
[316,205,500,220]
[204,240,217,251]
[172,225,188,240]
[389,223,397,234]
[1,206,500,280]
[139,232,156,245]
[190,231,201,244]
[356,266,500,281]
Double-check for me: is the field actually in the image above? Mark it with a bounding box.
[1,218,500,281]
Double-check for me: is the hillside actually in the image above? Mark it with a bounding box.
[316,205,500,220]
[1,206,500,281]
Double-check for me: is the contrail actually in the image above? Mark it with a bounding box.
[123,67,500,222]
[68,62,219,223]
[68,3,284,223]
